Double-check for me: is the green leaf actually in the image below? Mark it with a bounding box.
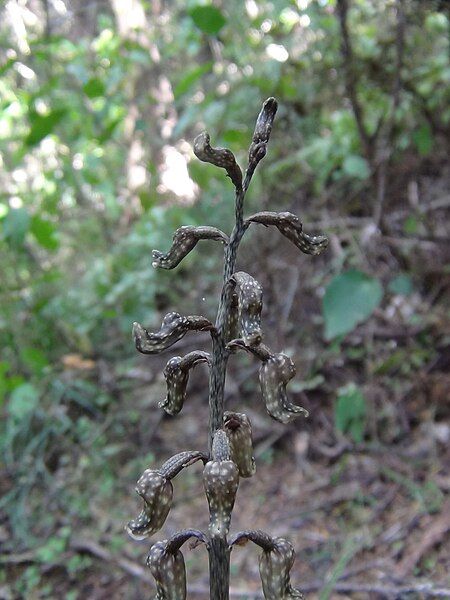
[335,383,366,443]
[20,348,49,375]
[388,273,413,296]
[26,109,66,146]
[189,5,226,35]
[412,124,433,156]
[83,77,105,99]
[8,383,39,421]
[323,270,383,339]
[342,155,370,179]
[2,207,30,246]
[174,62,212,99]
[30,215,59,250]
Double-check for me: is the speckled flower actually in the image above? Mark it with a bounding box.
[259,537,304,599]
[160,351,210,415]
[247,97,278,178]
[127,451,206,540]
[231,271,263,346]
[259,353,308,424]
[133,312,214,355]
[193,131,242,189]
[203,430,239,538]
[245,211,328,256]
[152,226,229,270]
[223,412,256,478]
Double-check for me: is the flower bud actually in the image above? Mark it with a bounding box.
[246,211,328,256]
[259,538,304,599]
[248,98,278,177]
[231,271,263,346]
[133,313,214,355]
[152,226,229,270]
[203,430,239,538]
[259,354,308,423]
[193,131,243,189]
[224,412,256,478]
[160,351,210,415]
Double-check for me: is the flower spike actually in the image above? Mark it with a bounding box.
[193,131,243,189]
[203,430,239,538]
[133,312,214,355]
[259,353,309,424]
[152,225,229,270]
[231,271,263,347]
[224,412,256,478]
[160,351,210,415]
[127,451,206,540]
[246,211,328,256]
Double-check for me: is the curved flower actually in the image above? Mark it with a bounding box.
[203,430,239,538]
[127,451,206,540]
[259,353,309,424]
[193,131,242,189]
[223,412,256,478]
[160,351,210,415]
[152,226,229,270]
[231,271,263,346]
[247,97,278,180]
[147,530,207,600]
[246,211,328,256]
[133,312,214,355]
[259,537,304,599]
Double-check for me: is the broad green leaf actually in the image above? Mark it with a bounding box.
[412,124,433,156]
[8,383,39,421]
[174,62,212,98]
[83,77,105,98]
[189,5,226,35]
[323,270,383,339]
[26,109,66,146]
[342,155,370,179]
[2,207,30,246]
[30,215,59,250]
[335,383,366,443]
[388,273,413,296]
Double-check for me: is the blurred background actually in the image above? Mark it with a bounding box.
[1,0,449,598]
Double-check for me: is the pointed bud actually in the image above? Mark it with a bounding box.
[259,538,304,599]
[152,226,229,270]
[224,412,256,478]
[231,271,263,346]
[203,430,239,538]
[246,211,328,256]
[193,131,243,189]
[160,351,210,415]
[247,98,278,178]
[259,354,308,423]
[133,312,214,355]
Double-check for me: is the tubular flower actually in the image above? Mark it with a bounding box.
[245,211,328,256]
[259,538,304,599]
[160,351,210,415]
[223,292,239,343]
[247,97,278,178]
[193,131,242,189]
[259,353,309,424]
[231,271,263,346]
[133,312,214,354]
[127,451,206,540]
[203,430,239,538]
[147,530,207,600]
[223,412,256,478]
[152,226,229,270]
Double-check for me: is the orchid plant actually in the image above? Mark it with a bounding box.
[127,98,328,599]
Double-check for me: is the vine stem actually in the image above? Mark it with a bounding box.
[207,175,250,600]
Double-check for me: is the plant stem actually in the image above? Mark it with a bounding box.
[207,181,248,600]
